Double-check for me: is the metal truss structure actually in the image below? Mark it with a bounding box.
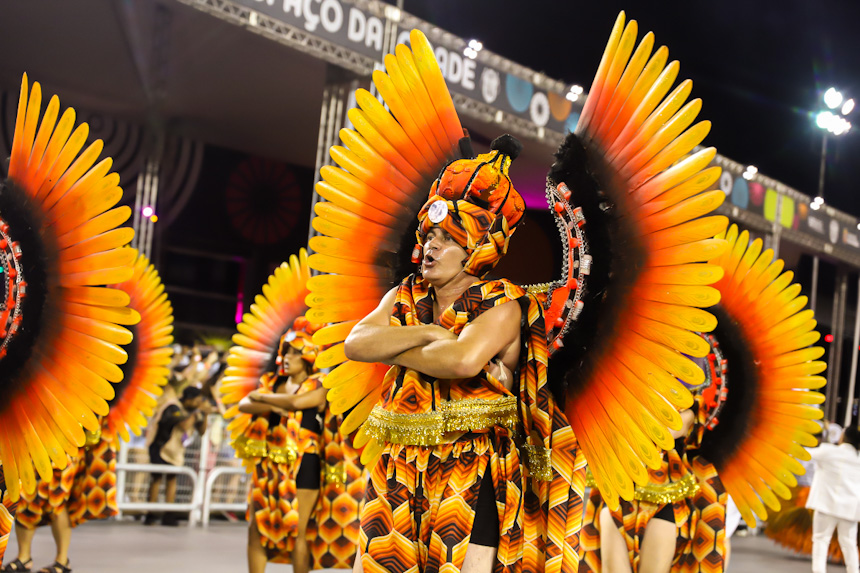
[174,0,378,75]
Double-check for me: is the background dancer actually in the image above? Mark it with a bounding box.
[806,426,860,573]
[222,250,364,572]
[239,319,326,573]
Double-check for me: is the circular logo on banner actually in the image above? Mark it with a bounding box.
[428,201,449,224]
[481,68,500,104]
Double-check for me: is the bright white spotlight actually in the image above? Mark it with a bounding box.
[843,98,855,115]
[565,92,579,102]
[468,39,483,51]
[142,205,154,217]
[811,201,821,210]
[571,85,584,95]
[830,116,852,135]
[824,87,844,110]
[463,47,477,59]
[817,111,835,130]
[813,196,824,204]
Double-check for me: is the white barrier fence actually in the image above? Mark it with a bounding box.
[115,414,249,527]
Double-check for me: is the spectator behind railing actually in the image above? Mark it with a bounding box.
[144,386,213,526]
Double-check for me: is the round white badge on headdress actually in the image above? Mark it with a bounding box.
[428,200,449,224]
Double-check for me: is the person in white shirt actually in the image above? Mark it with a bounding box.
[806,425,860,573]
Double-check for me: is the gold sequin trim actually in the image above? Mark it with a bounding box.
[268,439,299,465]
[365,396,518,446]
[325,463,347,485]
[233,435,299,465]
[233,435,267,460]
[522,444,552,481]
[525,283,551,294]
[84,427,102,448]
[634,473,700,504]
[585,468,700,503]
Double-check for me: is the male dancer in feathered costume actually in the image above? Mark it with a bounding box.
[344,138,585,572]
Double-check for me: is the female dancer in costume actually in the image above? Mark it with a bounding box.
[238,318,327,573]
[3,424,116,573]
[222,250,364,572]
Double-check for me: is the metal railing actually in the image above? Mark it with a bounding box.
[113,414,249,528]
[116,462,201,525]
[201,466,248,526]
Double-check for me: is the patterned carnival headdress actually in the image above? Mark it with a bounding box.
[413,134,526,278]
[277,315,321,374]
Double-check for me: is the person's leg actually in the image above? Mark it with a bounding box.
[145,474,163,525]
[811,510,838,573]
[637,516,678,573]
[462,545,497,573]
[834,516,859,573]
[164,475,177,504]
[247,516,267,573]
[11,522,35,566]
[462,467,499,573]
[162,475,180,526]
[293,489,320,573]
[48,510,71,567]
[599,506,633,573]
[147,474,162,502]
[351,546,364,573]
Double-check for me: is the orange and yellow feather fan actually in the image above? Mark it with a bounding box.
[107,251,175,443]
[0,75,139,503]
[220,249,311,441]
[699,224,824,527]
[545,12,729,508]
[306,29,464,465]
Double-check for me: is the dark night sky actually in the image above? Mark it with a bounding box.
[397,1,860,218]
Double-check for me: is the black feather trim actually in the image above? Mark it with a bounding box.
[545,132,648,405]
[697,304,758,470]
[111,323,140,409]
[0,180,61,408]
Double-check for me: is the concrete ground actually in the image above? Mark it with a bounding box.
[2,520,831,572]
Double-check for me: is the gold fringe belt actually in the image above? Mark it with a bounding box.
[586,469,701,504]
[234,435,298,465]
[365,396,519,446]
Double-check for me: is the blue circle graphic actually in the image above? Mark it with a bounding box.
[505,74,534,113]
[731,176,749,209]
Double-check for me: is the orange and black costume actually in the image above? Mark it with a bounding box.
[233,319,365,569]
[358,275,585,572]
[15,423,117,531]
